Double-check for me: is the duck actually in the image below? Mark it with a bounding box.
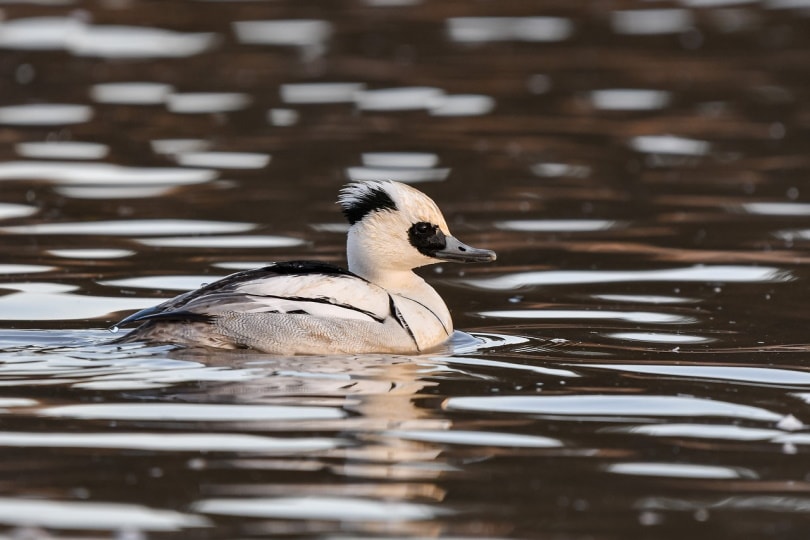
[112,180,496,355]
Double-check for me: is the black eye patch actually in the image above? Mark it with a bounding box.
[408,221,446,257]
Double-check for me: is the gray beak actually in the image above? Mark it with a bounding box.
[433,235,497,263]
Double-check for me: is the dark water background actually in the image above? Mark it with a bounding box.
[3,0,810,538]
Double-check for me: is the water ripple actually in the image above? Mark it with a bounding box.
[2,219,254,236]
[386,429,563,448]
[447,16,573,43]
[0,498,208,531]
[0,17,216,57]
[464,265,792,290]
[15,141,109,160]
[444,395,783,422]
[91,82,174,104]
[0,104,93,125]
[280,82,365,104]
[0,161,217,186]
[0,431,342,453]
[581,364,810,386]
[606,462,755,480]
[0,203,37,220]
[193,496,447,521]
[167,93,251,114]
[34,403,346,422]
[611,9,694,35]
[479,309,694,324]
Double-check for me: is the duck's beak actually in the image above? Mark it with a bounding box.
[434,235,497,263]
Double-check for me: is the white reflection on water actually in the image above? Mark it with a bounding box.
[0,203,37,219]
[464,265,792,290]
[362,152,439,168]
[0,17,216,58]
[437,356,579,378]
[72,25,216,58]
[166,93,251,114]
[0,264,52,273]
[610,9,694,35]
[684,0,759,6]
[593,294,700,304]
[446,16,573,43]
[430,94,495,116]
[352,149,449,183]
[582,364,810,386]
[610,423,784,441]
[0,104,93,125]
[151,138,212,155]
[268,108,299,126]
[478,310,693,324]
[0,432,341,452]
[90,82,174,104]
[589,89,671,111]
[0,161,217,185]
[0,398,37,407]
[766,0,810,8]
[0,498,208,531]
[101,275,218,291]
[629,134,711,156]
[606,462,754,480]
[355,87,445,111]
[775,229,810,242]
[742,202,810,215]
[137,235,305,249]
[48,248,134,259]
[530,162,591,178]
[386,429,562,448]
[55,185,178,199]
[36,403,345,421]
[193,496,447,521]
[0,282,154,321]
[495,220,617,232]
[443,395,782,422]
[233,19,332,46]
[639,494,810,513]
[606,332,712,343]
[2,219,254,235]
[175,151,271,169]
[214,261,274,270]
[280,82,365,104]
[347,166,450,183]
[15,141,109,160]
[0,346,268,390]
[0,16,83,49]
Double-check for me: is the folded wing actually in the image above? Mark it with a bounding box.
[116,261,392,327]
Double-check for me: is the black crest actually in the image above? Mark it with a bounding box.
[339,182,398,225]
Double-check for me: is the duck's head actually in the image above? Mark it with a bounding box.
[338,180,496,281]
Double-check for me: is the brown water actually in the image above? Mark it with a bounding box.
[2,1,810,538]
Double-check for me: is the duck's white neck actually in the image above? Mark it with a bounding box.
[346,228,452,334]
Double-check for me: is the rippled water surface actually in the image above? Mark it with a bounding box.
[3,1,810,538]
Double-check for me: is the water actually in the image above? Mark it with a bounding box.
[2,1,810,538]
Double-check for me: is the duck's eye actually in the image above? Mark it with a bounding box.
[413,222,434,235]
[408,221,446,256]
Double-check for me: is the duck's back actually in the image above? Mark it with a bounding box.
[114,261,421,354]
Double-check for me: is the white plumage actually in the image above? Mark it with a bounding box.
[113,180,496,354]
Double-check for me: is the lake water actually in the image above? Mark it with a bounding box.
[2,1,810,538]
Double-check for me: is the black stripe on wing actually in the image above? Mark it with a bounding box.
[116,261,362,327]
[243,294,387,323]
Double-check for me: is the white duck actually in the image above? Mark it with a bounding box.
[113,180,496,354]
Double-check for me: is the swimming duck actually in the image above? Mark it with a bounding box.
[113,180,496,354]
